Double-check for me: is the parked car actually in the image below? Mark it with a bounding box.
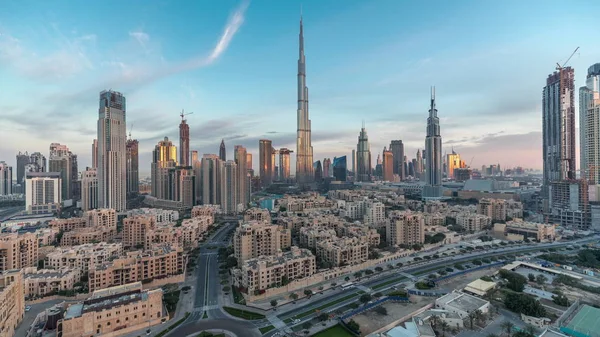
[25,306,31,312]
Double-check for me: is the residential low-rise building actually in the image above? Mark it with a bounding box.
[122,215,156,249]
[493,220,556,242]
[60,227,115,246]
[88,245,185,292]
[48,217,87,232]
[191,204,219,222]
[316,237,368,267]
[477,198,523,221]
[244,207,271,223]
[0,269,25,337]
[23,267,81,298]
[435,291,490,319]
[126,207,179,224]
[0,232,38,271]
[58,282,164,337]
[298,226,337,249]
[44,243,123,272]
[234,221,290,264]
[386,211,425,246]
[456,213,492,232]
[235,246,316,292]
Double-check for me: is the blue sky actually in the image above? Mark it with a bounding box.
[1,0,600,176]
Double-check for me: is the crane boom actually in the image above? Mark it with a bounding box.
[179,109,194,121]
[557,47,579,70]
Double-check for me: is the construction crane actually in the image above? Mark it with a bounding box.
[180,109,194,121]
[128,123,134,140]
[556,47,579,71]
[469,156,475,168]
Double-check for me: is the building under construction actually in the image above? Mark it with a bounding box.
[548,179,591,230]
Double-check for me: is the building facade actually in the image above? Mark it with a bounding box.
[0,232,38,271]
[126,138,139,194]
[390,140,405,180]
[296,17,314,185]
[259,139,273,187]
[0,162,12,196]
[220,160,238,214]
[151,137,177,200]
[0,270,24,337]
[579,63,600,183]
[201,154,221,205]
[356,126,372,182]
[81,168,98,211]
[386,211,425,246]
[424,88,443,198]
[25,172,62,214]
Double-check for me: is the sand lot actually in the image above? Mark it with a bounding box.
[352,296,434,336]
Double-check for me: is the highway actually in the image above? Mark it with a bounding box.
[0,206,25,221]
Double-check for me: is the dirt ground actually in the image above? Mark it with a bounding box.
[437,266,502,292]
[555,284,600,304]
[352,296,434,336]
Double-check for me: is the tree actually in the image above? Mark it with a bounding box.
[528,273,535,282]
[345,276,351,282]
[303,289,313,297]
[222,286,231,292]
[396,262,403,268]
[365,269,374,275]
[346,320,360,332]
[330,282,337,287]
[535,274,548,285]
[270,300,278,307]
[349,302,360,309]
[440,321,450,337]
[318,312,329,321]
[468,311,477,329]
[290,293,298,301]
[374,306,387,315]
[387,264,394,270]
[375,266,384,272]
[499,269,527,292]
[359,294,372,304]
[372,292,382,298]
[552,294,569,306]
[302,322,312,331]
[354,271,363,279]
[504,293,547,317]
[500,321,515,336]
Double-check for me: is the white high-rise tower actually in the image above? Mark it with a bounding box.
[296,15,314,185]
[97,90,127,211]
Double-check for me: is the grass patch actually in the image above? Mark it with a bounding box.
[310,324,355,337]
[155,312,190,337]
[259,325,275,334]
[372,277,405,290]
[222,306,265,320]
[284,318,293,324]
[232,286,246,305]
[291,292,359,320]
[195,332,225,337]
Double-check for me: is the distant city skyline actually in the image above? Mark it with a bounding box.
[2,0,600,175]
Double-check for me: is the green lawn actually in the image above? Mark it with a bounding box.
[291,292,359,320]
[222,307,265,320]
[372,277,405,290]
[310,324,355,337]
[259,325,275,334]
[232,286,246,305]
[283,318,293,324]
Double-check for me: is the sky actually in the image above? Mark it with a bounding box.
[1,0,600,177]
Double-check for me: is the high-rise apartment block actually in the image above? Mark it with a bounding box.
[296,17,314,185]
[151,137,177,200]
[97,90,127,212]
[279,148,293,180]
[0,270,24,337]
[446,149,462,179]
[126,138,139,194]
[81,168,98,211]
[259,139,273,187]
[25,172,62,214]
[382,147,394,181]
[220,160,238,214]
[333,156,347,181]
[356,125,372,182]
[49,143,75,201]
[0,232,38,271]
[424,88,443,198]
[0,162,12,196]
[549,180,591,230]
[234,221,290,264]
[234,145,248,209]
[201,154,221,205]
[386,211,425,246]
[390,140,405,180]
[179,114,190,166]
[579,63,600,183]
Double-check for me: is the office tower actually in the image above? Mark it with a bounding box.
[179,115,190,166]
[220,160,238,214]
[49,143,74,201]
[579,63,600,183]
[126,138,139,194]
[542,67,576,197]
[71,154,80,201]
[375,160,383,179]
[29,152,46,172]
[92,139,98,168]
[81,168,98,211]
[97,90,127,212]
[352,149,356,174]
[356,124,372,182]
[279,149,293,180]
[296,15,314,185]
[313,160,322,181]
[412,158,418,177]
[382,147,393,181]
[446,149,461,179]
[333,156,347,181]
[25,172,61,214]
[191,150,201,204]
[16,151,29,185]
[322,158,330,178]
[409,160,415,177]
[201,154,221,205]
[169,166,195,208]
[404,155,408,178]
[389,140,405,180]
[246,153,253,171]
[271,148,277,181]
[151,137,177,200]
[191,151,199,163]
[234,145,248,209]
[259,139,273,187]
[0,162,12,195]
[424,87,443,198]
[219,139,226,161]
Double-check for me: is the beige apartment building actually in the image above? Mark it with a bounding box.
[123,215,156,249]
[493,220,556,242]
[0,270,24,337]
[85,208,118,230]
[61,227,115,246]
[424,200,448,214]
[386,211,425,246]
[299,227,337,249]
[424,213,446,226]
[236,246,316,292]
[316,237,368,267]
[234,221,291,264]
[58,282,164,337]
[0,232,38,271]
[88,245,185,292]
[23,267,81,298]
[456,213,492,232]
[145,216,212,250]
[191,204,218,222]
[278,194,335,213]
[45,242,123,272]
[244,207,272,223]
[49,217,87,232]
[477,198,523,221]
[339,224,381,246]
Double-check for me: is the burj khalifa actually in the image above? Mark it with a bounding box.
[423,87,443,198]
[296,16,314,185]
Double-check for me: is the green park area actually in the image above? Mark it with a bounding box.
[222,307,265,320]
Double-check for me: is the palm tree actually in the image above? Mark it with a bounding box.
[440,321,450,337]
[474,309,485,324]
[430,315,440,329]
[487,334,499,337]
[468,312,476,329]
[501,321,515,336]
[523,325,537,337]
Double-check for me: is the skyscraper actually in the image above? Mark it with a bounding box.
[332,156,347,181]
[543,67,576,196]
[29,152,46,172]
[415,149,423,179]
[279,148,293,180]
[49,143,74,201]
[220,160,237,214]
[191,150,201,204]
[246,153,253,171]
[219,139,226,161]
[271,148,277,181]
[389,140,405,180]
[352,149,356,174]
[424,87,442,198]
[234,145,248,209]
[151,137,177,200]
[201,154,221,205]
[259,139,273,187]
[25,172,61,214]
[356,125,372,182]
[169,166,195,208]
[296,16,314,185]
[92,139,98,169]
[97,90,127,212]
[313,160,322,181]
[179,114,190,166]
[382,147,393,182]
[81,167,98,211]
[446,149,461,179]
[126,138,139,194]
[0,162,12,195]
[579,63,600,183]
[16,151,29,185]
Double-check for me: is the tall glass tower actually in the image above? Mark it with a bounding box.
[424,87,442,198]
[296,16,314,185]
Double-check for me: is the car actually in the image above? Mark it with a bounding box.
[25,306,31,312]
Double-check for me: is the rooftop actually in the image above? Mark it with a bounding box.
[436,291,489,313]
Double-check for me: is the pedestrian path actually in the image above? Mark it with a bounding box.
[356,284,371,293]
[267,315,287,329]
[398,271,418,281]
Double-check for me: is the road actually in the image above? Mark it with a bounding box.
[0,206,25,221]
[169,221,262,337]
[14,299,74,337]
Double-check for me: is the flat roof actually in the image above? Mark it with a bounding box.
[437,291,489,313]
[503,261,583,280]
[464,279,497,296]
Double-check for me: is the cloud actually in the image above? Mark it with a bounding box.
[129,31,150,48]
